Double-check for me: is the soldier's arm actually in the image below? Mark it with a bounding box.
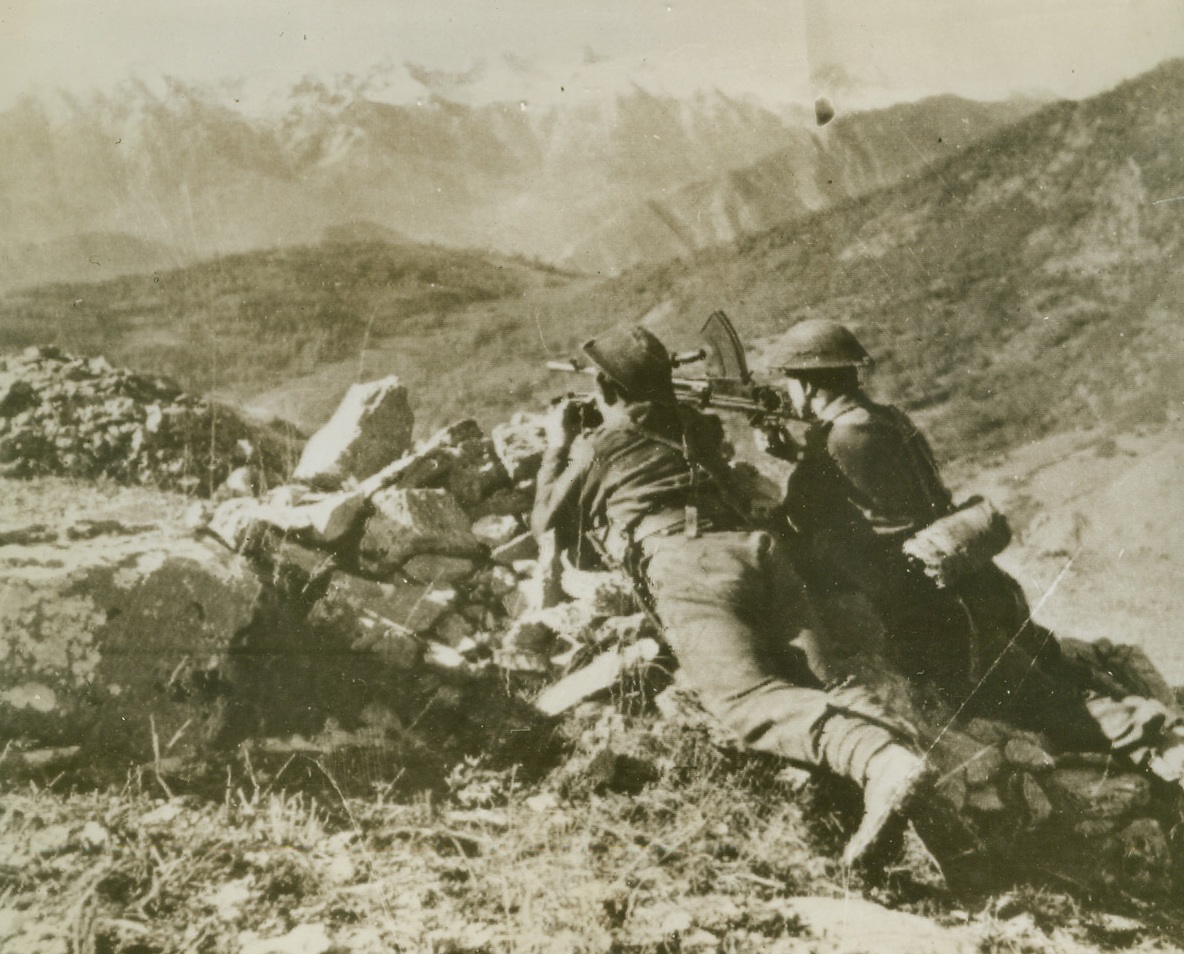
[827,417,924,536]
[530,434,597,543]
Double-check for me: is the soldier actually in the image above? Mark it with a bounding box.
[532,323,944,868]
[758,318,1182,764]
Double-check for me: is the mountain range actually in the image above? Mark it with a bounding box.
[0,78,1035,289]
[1,60,1180,461]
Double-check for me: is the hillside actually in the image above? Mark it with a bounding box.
[0,240,595,432]
[568,95,1040,272]
[0,82,802,287]
[634,58,1184,460]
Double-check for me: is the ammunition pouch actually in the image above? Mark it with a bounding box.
[901,496,1011,589]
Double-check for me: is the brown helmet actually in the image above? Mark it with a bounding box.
[772,319,872,373]
[581,325,674,399]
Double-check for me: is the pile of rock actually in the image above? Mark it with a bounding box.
[834,658,1184,899]
[195,375,657,696]
[0,368,664,791]
[0,346,297,494]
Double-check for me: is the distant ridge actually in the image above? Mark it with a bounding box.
[0,79,1036,286]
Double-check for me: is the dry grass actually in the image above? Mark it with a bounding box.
[2,699,1178,954]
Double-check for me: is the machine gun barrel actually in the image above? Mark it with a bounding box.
[672,377,795,420]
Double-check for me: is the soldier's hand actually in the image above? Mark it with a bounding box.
[755,423,797,461]
[545,397,588,449]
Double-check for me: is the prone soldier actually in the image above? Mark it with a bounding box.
[532,323,951,868]
[757,318,1184,776]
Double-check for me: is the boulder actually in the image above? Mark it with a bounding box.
[491,531,539,565]
[357,419,510,513]
[491,413,548,483]
[292,376,413,487]
[207,489,367,552]
[358,488,482,577]
[0,479,264,768]
[471,514,521,548]
[401,554,478,584]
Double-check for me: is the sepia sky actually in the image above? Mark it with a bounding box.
[1,0,1182,109]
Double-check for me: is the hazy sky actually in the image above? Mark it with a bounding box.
[1,0,1182,110]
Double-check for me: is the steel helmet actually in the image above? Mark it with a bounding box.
[581,325,674,399]
[772,319,872,372]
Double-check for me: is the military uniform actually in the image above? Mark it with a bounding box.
[779,389,1116,740]
[533,397,915,782]
[763,317,1184,756]
[780,392,974,691]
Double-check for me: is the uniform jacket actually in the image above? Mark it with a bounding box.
[783,391,954,548]
[532,400,744,557]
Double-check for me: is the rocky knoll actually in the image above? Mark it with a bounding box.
[2,354,1182,902]
[0,346,298,494]
[0,361,622,792]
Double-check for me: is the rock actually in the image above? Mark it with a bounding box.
[215,466,260,500]
[468,485,534,519]
[936,774,968,812]
[208,498,268,552]
[501,620,559,657]
[0,490,263,769]
[359,488,482,577]
[471,514,521,548]
[490,413,548,482]
[208,486,367,549]
[482,565,521,598]
[1045,766,1152,821]
[1018,774,1053,823]
[356,419,510,512]
[1003,738,1055,773]
[534,639,662,715]
[274,491,367,545]
[313,574,457,635]
[348,617,424,670]
[432,613,477,649]
[945,737,1005,788]
[401,554,478,584]
[491,531,539,565]
[292,376,413,487]
[964,784,1006,814]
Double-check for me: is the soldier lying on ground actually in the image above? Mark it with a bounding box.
[756,318,1184,784]
[531,323,956,869]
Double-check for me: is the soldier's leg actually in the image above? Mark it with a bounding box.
[643,532,937,867]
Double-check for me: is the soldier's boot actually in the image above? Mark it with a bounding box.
[814,710,929,870]
[842,743,931,870]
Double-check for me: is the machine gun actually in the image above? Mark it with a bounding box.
[547,311,807,448]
